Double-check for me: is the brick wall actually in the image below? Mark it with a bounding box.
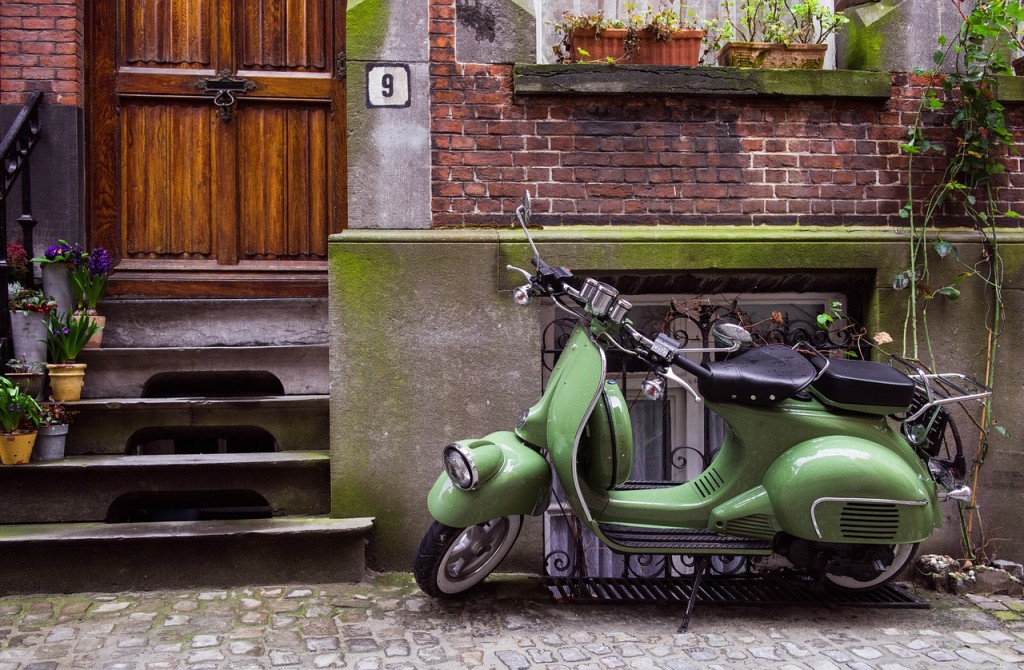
[428,0,1024,228]
[0,0,84,106]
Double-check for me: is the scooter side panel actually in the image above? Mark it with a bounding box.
[763,435,935,543]
[427,432,551,529]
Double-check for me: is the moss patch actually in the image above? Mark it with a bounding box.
[347,0,390,61]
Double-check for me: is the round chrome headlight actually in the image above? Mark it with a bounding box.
[443,443,478,490]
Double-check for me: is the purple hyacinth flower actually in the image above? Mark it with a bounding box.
[86,248,112,277]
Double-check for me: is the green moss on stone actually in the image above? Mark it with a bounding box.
[347,0,390,61]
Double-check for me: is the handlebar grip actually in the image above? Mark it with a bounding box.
[673,351,712,381]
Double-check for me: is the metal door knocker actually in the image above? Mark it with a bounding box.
[196,71,256,121]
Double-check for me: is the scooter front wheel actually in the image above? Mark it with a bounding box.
[414,516,523,597]
[824,543,919,591]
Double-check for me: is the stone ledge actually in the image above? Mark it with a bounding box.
[993,75,1024,102]
[513,64,893,99]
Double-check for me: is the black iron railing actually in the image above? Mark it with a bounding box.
[0,90,45,362]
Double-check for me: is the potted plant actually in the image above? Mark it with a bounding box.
[33,400,76,461]
[0,375,42,464]
[5,359,46,400]
[31,240,83,316]
[8,282,58,364]
[712,0,849,69]
[44,310,102,402]
[69,247,112,349]
[553,2,707,66]
[6,240,32,286]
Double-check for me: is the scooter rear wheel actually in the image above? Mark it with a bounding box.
[824,543,919,591]
[414,516,523,597]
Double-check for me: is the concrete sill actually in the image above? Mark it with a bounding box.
[993,75,1024,102]
[512,64,893,99]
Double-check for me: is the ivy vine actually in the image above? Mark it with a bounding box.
[897,0,1021,562]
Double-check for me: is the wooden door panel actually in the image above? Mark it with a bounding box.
[89,0,344,296]
[122,0,215,67]
[121,102,214,257]
[237,104,329,258]
[239,0,327,70]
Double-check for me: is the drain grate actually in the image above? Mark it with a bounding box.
[545,575,929,609]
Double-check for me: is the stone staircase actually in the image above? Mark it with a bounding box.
[0,298,372,593]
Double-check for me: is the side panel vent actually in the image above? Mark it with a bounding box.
[692,468,724,499]
[722,514,776,540]
[840,502,901,541]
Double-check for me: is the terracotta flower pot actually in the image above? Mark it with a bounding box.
[81,313,106,349]
[571,28,706,66]
[718,42,828,69]
[0,432,37,465]
[47,363,87,402]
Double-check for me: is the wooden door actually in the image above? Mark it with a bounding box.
[89,0,345,297]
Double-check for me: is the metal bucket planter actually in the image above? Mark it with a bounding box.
[9,309,49,363]
[33,424,69,461]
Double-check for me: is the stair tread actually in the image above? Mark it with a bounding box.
[9,451,329,468]
[0,516,373,542]
[79,344,327,354]
[67,395,327,408]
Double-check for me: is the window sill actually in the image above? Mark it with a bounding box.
[512,64,893,99]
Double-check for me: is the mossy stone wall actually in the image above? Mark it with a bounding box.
[330,228,1024,570]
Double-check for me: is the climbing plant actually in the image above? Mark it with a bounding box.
[896,0,1020,562]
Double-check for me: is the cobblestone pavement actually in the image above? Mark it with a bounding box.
[1,573,1023,669]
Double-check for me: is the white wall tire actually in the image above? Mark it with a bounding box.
[414,516,523,597]
[824,543,918,591]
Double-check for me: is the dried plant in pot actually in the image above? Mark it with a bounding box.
[552,2,707,66]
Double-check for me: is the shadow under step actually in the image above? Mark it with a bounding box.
[0,516,373,594]
[65,395,328,454]
[0,452,329,524]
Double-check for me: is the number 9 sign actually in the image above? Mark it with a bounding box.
[366,64,411,108]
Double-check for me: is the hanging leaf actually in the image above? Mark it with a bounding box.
[934,239,954,258]
[934,286,961,300]
[892,273,910,290]
[994,425,1009,437]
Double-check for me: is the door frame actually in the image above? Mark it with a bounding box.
[85,0,346,299]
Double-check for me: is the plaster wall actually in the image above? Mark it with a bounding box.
[330,229,1024,571]
[836,0,966,72]
[346,0,431,229]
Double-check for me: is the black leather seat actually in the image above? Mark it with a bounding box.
[809,356,916,409]
[697,345,817,405]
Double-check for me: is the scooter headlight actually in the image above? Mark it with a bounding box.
[443,443,478,490]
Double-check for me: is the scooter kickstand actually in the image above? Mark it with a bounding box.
[678,556,709,633]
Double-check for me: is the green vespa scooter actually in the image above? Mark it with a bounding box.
[414,192,990,613]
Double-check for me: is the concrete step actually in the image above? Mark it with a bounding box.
[0,452,329,523]
[93,298,328,349]
[0,516,372,593]
[64,395,329,454]
[76,345,328,398]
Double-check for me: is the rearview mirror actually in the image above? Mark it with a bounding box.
[711,322,753,350]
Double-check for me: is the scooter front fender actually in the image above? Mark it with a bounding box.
[427,431,551,529]
[762,435,937,544]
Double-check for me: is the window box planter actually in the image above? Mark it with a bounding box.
[570,28,705,66]
[718,42,828,69]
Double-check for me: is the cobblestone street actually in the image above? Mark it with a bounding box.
[0,573,1023,669]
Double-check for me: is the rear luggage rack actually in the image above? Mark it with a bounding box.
[890,356,992,456]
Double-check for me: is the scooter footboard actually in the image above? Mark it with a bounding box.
[426,431,551,529]
[762,436,938,544]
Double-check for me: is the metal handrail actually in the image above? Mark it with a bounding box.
[1,90,46,363]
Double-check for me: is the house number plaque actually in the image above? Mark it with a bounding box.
[365,64,411,109]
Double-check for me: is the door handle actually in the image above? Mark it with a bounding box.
[195,71,256,121]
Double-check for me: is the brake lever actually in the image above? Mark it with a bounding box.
[661,366,702,403]
[506,265,533,282]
